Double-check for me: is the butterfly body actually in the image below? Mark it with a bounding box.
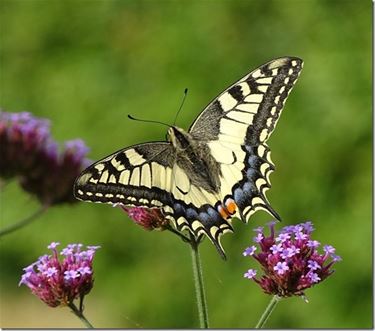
[74,57,303,257]
[169,126,222,194]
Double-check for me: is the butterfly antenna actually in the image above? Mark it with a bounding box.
[173,88,188,126]
[127,115,171,128]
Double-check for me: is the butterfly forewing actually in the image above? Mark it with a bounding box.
[188,57,303,233]
[75,142,176,208]
[189,57,303,144]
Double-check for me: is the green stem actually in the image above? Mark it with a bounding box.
[165,224,191,243]
[0,204,49,237]
[255,295,281,328]
[190,235,209,328]
[68,302,94,328]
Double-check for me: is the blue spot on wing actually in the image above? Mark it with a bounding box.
[186,207,198,219]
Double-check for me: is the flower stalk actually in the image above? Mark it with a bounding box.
[190,234,209,328]
[0,204,49,237]
[255,295,281,328]
[121,207,210,328]
[68,301,94,329]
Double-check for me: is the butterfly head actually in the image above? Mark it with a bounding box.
[167,126,191,151]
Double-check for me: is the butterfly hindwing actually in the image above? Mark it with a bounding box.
[166,162,234,255]
[75,141,233,255]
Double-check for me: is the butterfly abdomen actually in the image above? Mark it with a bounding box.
[169,126,222,194]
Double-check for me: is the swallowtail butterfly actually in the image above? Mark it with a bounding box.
[74,57,303,257]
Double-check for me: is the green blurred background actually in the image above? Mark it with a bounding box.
[0,0,372,328]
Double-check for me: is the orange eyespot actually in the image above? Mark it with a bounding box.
[218,205,229,219]
[225,199,237,215]
[218,199,237,219]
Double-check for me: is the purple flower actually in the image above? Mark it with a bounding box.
[276,232,290,243]
[307,260,321,271]
[21,138,92,205]
[120,206,168,231]
[47,242,60,250]
[293,225,304,233]
[289,245,300,255]
[253,226,264,233]
[270,243,283,254]
[0,111,51,178]
[280,246,299,259]
[87,245,101,251]
[280,225,295,233]
[44,267,58,277]
[294,231,308,241]
[243,245,257,256]
[64,270,79,281]
[0,111,92,205]
[331,254,342,262]
[323,245,335,255]
[61,247,74,256]
[19,242,99,308]
[253,233,264,243]
[243,221,341,298]
[78,266,92,276]
[244,269,257,279]
[308,272,321,283]
[266,221,277,227]
[307,240,320,248]
[274,261,289,275]
[302,221,314,233]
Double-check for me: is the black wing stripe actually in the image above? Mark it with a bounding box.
[245,58,303,145]
[228,85,245,102]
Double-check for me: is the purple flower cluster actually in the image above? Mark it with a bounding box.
[120,206,168,231]
[243,221,341,298]
[0,111,91,205]
[0,112,50,178]
[19,242,100,307]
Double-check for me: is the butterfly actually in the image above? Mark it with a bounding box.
[74,57,303,258]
